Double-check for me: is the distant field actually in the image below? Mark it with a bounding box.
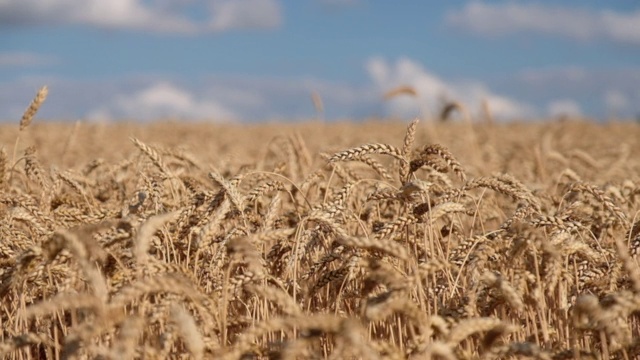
[2,104,640,358]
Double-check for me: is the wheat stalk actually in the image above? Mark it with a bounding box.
[329,143,405,163]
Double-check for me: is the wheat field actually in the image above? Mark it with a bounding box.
[1,89,640,359]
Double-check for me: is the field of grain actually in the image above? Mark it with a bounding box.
[1,90,640,359]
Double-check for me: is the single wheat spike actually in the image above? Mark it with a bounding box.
[440,101,472,124]
[365,259,410,292]
[47,229,109,302]
[425,202,468,224]
[465,175,538,209]
[209,169,245,212]
[449,235,489,267]
[251,227,296,244]
[130,137,171,177]
[244,180,285,204]
[496,173,541,209]
[307,211,349,238]
[198,199,231,249]
[481,98,494,124]
[364,290,424,324]
[227,236,267,288]
[357,155,394,181]
[334,318,381,360]
[263,191,282,230]
[111,274,179,305]
[23,145,51,191]
[23,293,103,319]
[337,235,408,260]
[480,271,524,312]
[302,245,345,280]
[418,144,467,181]
[135,211,179,272]
[109,316,144,359]
[571,181,628,225]
[446,318,513,347]
[0,333,58,358]
[58,170,94,207]
[400,118,419,182]
[375,215,416,240]
[11,207,50,236]
[20,86,48,131]
[367,187,398,201]
[323,153,363,182]
[311,91,324,115]
[310,261,352,293]
[329,143,405,163]
[410,154,450,174]
[383,85,417,99]
[402,118,420,156]
[569,149,601,169]
[170,304,205,360]
[614,232,640,293]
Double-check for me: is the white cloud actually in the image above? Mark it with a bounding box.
[90,82,237,121]
[602,10,640,45]
[0,74,369,122]
[547,99,582,118]
[208,0,282,31]
[366,57,532,119]
[604,90,628,111]
[0,51,56,67]
[446,2,640,45]
[507,66,640,118]
[0,0,282,34]
[0,0,196,33]
[2,61,636,122]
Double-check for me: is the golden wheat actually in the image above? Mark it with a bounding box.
[1,92,640,359]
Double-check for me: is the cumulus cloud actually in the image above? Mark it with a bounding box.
[0,0,282,33]
[604,90,629,111]
[2,60,635,122]
[0,51,57,67]
[77,58,527,122]
[208,0,282,31]
[507,66,640,118]
[89,82,237,121]
[0,0,195,33]
[366,57,532,119]
[0,74,370,122]
[192,75,372,121]
[547,99,582,118]
[446,2,640,45]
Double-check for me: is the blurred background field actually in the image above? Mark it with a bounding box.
[2,118,639,176]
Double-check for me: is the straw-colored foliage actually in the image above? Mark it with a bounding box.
[2,89,640,359]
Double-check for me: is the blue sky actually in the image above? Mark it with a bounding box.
[1,0,639,122]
